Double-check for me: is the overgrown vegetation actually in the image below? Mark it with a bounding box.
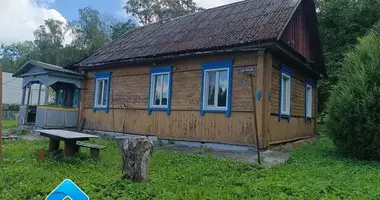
[1,137,380,199]
[316,0,380,115]
[326,22,380,160]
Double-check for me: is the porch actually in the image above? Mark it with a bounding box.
[13,60,83,129]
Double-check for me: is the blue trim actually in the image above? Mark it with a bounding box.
[93,72,111,113]
[268,91,272,102]
[148,66,173,115]
[200,60,233,117]
[278,65,292,122]
[257,90,262,101]
[305,79,313,122]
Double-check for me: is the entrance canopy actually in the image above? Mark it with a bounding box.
[13,60,83,88]
[14,60,83,128]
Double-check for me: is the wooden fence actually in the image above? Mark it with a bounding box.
[35,106,78,128]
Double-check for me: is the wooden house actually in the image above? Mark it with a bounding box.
[72,0,325,148]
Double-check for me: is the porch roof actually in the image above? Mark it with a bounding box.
[12,60,83,88]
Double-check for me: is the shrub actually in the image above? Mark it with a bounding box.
[326,23,380,160]
[8,104,20,111]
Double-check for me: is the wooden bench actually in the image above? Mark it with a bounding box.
[76,141,106,159]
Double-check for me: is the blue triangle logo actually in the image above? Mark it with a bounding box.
[46,179,89,200]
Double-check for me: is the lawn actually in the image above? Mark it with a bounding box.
[2,120,18,129]
[0,137,380,199]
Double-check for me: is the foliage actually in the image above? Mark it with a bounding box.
[33,19,68,66]
[316,0,380,115]
[8,128,30,136]
[8,104,20,111]
[0,7,126,73]
[326,22,380,160]
[111,20,137,40]
[69,7,113,59]
[124,0,203,25]
[1,137,380,199]
[2,120,18,129]
[0,41,38,73]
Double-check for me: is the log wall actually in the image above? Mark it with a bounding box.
[268,57,316,144]
[80,51,317,146]
[81,52,259,146]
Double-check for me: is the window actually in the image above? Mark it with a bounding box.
[200,60,233,117]
[305,83,313,120]
[93,72,111,112]
[148,67,172,115]
[279,65,292,120]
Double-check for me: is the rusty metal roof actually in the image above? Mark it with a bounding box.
[75,0,301,68]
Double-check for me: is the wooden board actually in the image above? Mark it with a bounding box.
[281,1,314,61]
[84,52,257,112]
[268,57,316,144]
[83,109,256,146]
[37,130,98,140]
[76,141,105,149]
[271,67,314,118]
[268,115,314,144]
[81,52,259,146]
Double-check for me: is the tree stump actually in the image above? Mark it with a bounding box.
[116,136,154,182]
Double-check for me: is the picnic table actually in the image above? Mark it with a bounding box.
[36,130,98,157]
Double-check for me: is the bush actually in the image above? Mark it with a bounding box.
[8,104,20,111]
[326,23,380,160]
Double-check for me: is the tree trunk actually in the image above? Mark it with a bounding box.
[116,136,154,182]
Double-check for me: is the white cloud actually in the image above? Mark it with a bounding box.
[0,0,68,45]
[117,0,128,18]
[36,0,56,8]
[194,0,242,9]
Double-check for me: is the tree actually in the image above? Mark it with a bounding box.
[326,22,380,160]
[111,20,137,40]
[33,19,68,65]
[0,41,37,72]
[124,0,203,25]
[70,7,112,59]
[0,7,129,73]
[316,0,380,115]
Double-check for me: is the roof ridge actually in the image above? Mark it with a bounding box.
[34,60,64,69]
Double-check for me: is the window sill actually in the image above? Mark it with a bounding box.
[148,107,170,115]
[201,109,231,117]
[93,107,109,113]
[279,114,290,122]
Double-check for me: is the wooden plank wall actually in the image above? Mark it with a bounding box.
[280,0,314,62]
[81,52,259,146]
[269,59,316,144]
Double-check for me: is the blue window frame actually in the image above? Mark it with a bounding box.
[278,65,292,121]
[93,72,111,113]
[73,89,79,108]
[305,79,313,121]
[148,67,173,115]
[200,60,233,117]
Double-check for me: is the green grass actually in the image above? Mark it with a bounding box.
[2,120,17,129]
[0,137,380,199]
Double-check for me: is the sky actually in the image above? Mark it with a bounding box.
[0,0,241,45]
